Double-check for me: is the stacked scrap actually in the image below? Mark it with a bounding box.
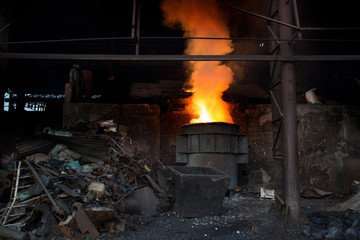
[0,131,169,240]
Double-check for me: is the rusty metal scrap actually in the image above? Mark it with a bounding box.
[24,160,62,215]
[72,202,99,240]
[1,131,169,239]
[0,226,32,240]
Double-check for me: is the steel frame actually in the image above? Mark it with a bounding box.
[0,53,360,61]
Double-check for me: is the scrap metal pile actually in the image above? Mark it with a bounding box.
[0,126,170,240]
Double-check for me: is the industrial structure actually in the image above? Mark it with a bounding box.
[0,0,359,238]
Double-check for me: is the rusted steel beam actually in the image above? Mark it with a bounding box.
[1,53,360,61]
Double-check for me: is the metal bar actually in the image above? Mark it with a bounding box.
[300,27,360,31]
[289,31,299,42]
[269,43,280,55]
[2,223,26,228]
[0,23,10,34]
[1,161,21,226]
[292,0,302,39]
[292,0,300,28]
[7,212,26,217]
[267,0,274,18]
[270,90,284,117]
[267,25,281,45]
[16,185,32,189]
[24,160,60,213]
[135,2,141,55]
[131,0,136,38]
[272,119,283,151]
[269,59,276,86]
[228,5,300,30]
[1,36,360,46]
[270,79,281,90]
[0,37,133,45]
[1,53,360,61]
[279,0,301,219]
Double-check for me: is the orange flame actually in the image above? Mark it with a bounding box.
[161,0,234,123]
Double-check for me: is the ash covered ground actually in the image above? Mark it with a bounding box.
[101,192,350,240]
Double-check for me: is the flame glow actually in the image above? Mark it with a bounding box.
[161,0,234,123]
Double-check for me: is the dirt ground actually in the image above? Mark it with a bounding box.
[99,191,349,240]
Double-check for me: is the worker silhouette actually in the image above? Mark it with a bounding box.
[69,64,85,102]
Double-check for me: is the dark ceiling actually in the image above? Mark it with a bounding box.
[0,0,360,105]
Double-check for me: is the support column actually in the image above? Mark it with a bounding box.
[278,0,301,219]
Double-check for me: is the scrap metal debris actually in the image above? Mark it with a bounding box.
[0,125,169,239]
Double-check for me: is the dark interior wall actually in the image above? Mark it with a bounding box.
[243,104,360,194]
[298,104,360,194]
[0,111,63,154]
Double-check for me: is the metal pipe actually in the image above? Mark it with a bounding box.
[0,226,30,240]
[1,53,360,61]
[24,160,61,213]
[278,0,301,219]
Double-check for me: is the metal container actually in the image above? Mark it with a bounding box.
[167,166,230,217]
[176,122,248,189]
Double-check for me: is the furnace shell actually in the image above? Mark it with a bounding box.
[176,122,248,189]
